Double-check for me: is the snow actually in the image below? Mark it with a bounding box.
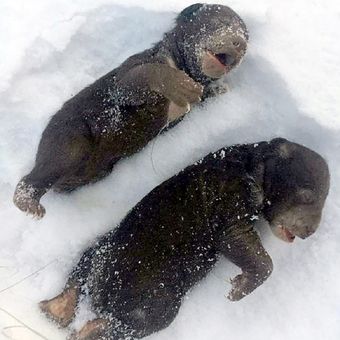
[0,0,340,339]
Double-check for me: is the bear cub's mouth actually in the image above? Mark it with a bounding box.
[279,225,296,243]
[214,53,235,66]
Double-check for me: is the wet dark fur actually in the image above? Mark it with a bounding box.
[43,138,329,339]
[13,3,248,218]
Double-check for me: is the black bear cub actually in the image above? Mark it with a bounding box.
[40,138,329,340]
[13,3,248,219]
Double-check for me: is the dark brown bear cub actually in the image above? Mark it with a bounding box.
[39,138,329,340]
[13,3,248,219]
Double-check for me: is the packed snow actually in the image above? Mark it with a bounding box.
[0,0,340,339]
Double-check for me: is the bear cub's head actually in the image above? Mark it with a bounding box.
[174,3,249,82]
[263,138,330,243]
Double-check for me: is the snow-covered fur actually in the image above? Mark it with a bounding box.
[40,138,329,340]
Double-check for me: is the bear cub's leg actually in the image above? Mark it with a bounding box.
[39,284,79,328]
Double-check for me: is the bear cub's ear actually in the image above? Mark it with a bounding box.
[278,142,297,158]
[270,138,296,158]
[177,3,204,22]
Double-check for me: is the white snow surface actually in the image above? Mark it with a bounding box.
[1,0,340,339]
